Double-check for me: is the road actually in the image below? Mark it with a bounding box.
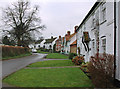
[2,53,47,79]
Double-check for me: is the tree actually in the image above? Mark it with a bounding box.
[2,36,10,45]
[2,36,16,46]
[2,0,45,47]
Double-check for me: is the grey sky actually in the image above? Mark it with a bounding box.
[0,0,96,39]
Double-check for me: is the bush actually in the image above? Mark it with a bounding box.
[87,53,114,88]
[80,62,89,73]
[69,53,77,59]
[2,45,30,58]
[72,56,84,65]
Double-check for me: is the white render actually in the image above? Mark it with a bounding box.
[40,39,45,48]
[44,38,57,50]
[116,1,120,81]
[77,1,114,62]
[44,43,52,49]
[76,0,120,81]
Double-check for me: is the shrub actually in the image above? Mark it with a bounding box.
[80,62,89,73]
[2,45,30,58]
[87,53,114,88]
[69,53,77,59]
[72,56,84,65]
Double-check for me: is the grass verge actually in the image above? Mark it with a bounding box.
[27,60,74,67]
[2,53,32,60]
[37,50,50,54]
[46,53,68,59]
[3,68,93,87]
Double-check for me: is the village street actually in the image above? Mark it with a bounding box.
[2,53,47,79]
[1,0,120,88]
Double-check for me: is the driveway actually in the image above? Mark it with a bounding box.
[2,53,47,79]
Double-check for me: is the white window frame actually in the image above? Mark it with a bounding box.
[91,13,96,29]
[100,2,106,23]
[101,38,106,53]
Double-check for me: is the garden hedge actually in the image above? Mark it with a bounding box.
[2,45,30,58]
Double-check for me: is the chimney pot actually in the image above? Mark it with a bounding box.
[67,31,70,35]
[59,36,61,39]
[74,26,78,33]
[51,36,53,39]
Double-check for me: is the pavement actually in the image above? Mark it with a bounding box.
[25,66,80,69]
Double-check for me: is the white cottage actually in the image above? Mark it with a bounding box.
[76,0,120,84]
[44,36,57,50]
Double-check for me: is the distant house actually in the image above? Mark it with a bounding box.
[29,39,44,49]
[44,36,57,50]
[35,39,44,49]
[70,40,77,54]
[63,31,71,54]
[61,37,65,53]
[69,26,78,54]
[62,28,77,54]
[55,36,62,52]
[40,39,45,48]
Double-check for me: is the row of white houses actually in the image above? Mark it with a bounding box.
[29,0,120,82]
[75,0,120,83]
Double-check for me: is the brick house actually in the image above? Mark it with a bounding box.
[55,36,62,52]
[70,40,77,53]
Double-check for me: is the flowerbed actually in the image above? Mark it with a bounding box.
[72,56,84,65]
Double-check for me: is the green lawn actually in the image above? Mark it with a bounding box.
[27,60,74,67]
[46,53,68,59]
[3,68,93,87]
[2,53,32,60]
[37,50,50,54]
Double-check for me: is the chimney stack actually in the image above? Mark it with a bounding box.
[59,36,61,39]
[51,36,53,39]
[67,31,70,36]
[74,26,78,33]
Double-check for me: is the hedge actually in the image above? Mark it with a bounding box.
[1,45,30,58]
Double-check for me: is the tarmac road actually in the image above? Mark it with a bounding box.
[2,53,47,79]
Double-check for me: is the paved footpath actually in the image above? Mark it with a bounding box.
[25,66,80,69]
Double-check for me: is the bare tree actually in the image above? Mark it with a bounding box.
[2,0,45,47]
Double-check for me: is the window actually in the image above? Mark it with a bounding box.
[91,14,96,28]
[101,2,106,22]
[102,38,106,53]
[84,24,86,30]
[92,40,95,55]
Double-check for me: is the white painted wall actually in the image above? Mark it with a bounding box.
[40,40,45,48]
[77,1,114,62]
[116,1,120,81]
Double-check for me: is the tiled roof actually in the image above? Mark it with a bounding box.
[35,39,44,44]
[44,37,57,44]
[70,33,76,39]
[70,40,77,46]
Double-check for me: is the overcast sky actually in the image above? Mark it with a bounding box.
[0,0,97,39]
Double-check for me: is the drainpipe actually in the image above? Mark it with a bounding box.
[114,0,116,84]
